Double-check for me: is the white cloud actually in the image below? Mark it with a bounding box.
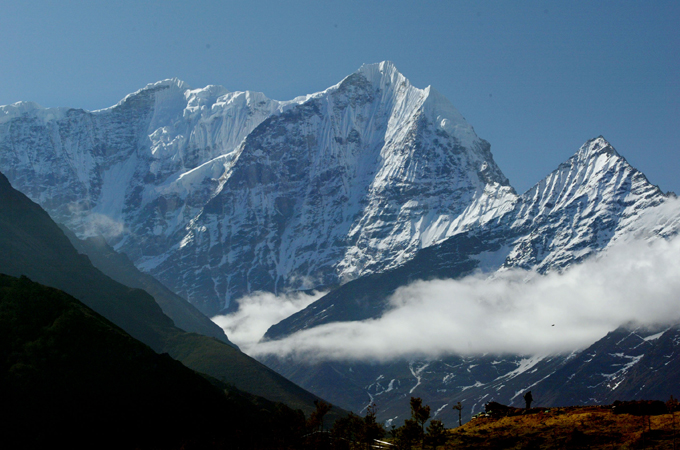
[82,213,125,239]
[211,290,326,351]
[249,234,680,362]
[67,202,126,240]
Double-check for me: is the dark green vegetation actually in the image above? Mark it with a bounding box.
[387,397,446,450]
[327,403,386,449]
[323,396,447,450]
[0,274,307,449]
[0,171,340,419]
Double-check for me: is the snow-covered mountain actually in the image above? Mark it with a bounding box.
[265,136,675,339]
[0,61,514,315]
[2,62,679,428]
[261,136,680,426]
[502,136,669,271]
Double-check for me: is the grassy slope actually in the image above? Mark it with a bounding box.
[445,406,680,449]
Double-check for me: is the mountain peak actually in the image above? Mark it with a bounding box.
[507,135,667,272]
[0,101,43,123]
[576,136,620,162]
[355,61,410,90]
[144,77,191,92]
[3,66,668,321]
[98,78,191,112]
[357,60,400,77]
[352,62,482,150]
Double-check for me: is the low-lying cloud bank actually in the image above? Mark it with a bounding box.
[212,290,326,351]
[244,234,680,362]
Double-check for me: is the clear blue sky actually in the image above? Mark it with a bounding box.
[1,0,678,195]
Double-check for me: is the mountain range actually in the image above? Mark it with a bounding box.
[0,61,514,316]
[259,134,680,425]
[265,136,675,339]
[1,61,679,428]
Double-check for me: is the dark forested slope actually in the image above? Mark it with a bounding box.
[0,274,306,449]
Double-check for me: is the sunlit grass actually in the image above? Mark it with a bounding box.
[443,406,680,449]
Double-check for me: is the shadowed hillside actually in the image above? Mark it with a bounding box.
[0,274,307,449]
[0,171,341,419]
[59,225,234,345]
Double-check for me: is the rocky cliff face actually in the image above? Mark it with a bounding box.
[0,78,285,248]
[0,62,514,315]
[152,62,515,314]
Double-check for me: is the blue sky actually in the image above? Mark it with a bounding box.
[1,0,678,194]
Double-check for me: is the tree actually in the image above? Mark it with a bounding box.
[395,397,432,449]
[360,403,385,448]
[424,420,447,449]
[308,399,333,432]
[523,391,533,410]
[452,402,463,427]
[330,412,364,449]
[396,419,422,450]
[330,404,385,450]
[410,397,431,435]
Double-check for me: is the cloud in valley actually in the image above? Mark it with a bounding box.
[68,202,126,240]
[83,213,125,239]
[211,290,326,351]
[247,233,680,362]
